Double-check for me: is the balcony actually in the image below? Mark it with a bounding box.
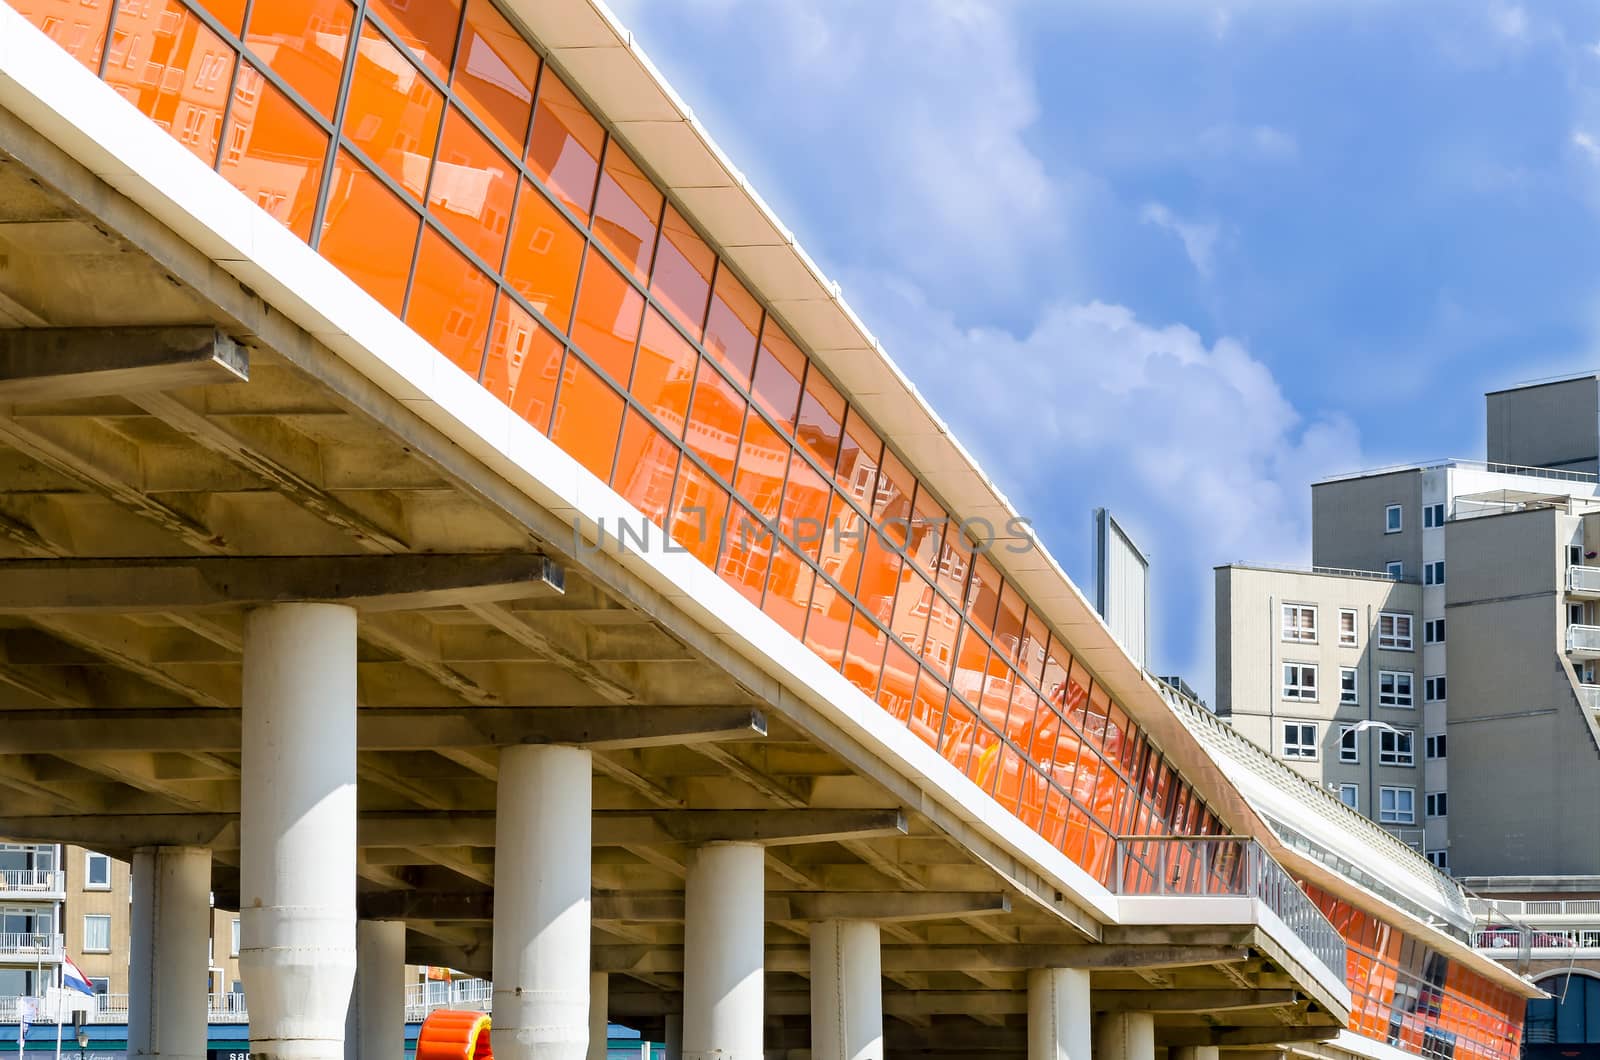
[1568,624,1600,658]
[1579,684,1600,715]
[0,933,62,961]
[1109,836,1348,985]
[0,993,247,1024]
[0,869,64,901]
[1570,566,1600,598]
[405,979,493,1022]
[1474,925,1600,959]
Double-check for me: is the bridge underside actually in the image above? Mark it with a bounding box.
[0,105,1344,1057]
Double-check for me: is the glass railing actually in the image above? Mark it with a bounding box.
[1110,836,1347,978]
[1570,566,1600,594]
[1567,625,1600,653]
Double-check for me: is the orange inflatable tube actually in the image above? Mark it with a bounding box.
[416,1010,493,1060]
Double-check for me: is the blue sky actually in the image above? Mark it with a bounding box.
[607,0,1600,697]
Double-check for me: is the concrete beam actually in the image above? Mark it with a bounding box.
[0,707,765,753]
[603,988,1298,1019]
[0,327,247,401]
[1162,1027,1337,1048]
[358,889,1007,924]
[1092,990,1297,1013]
[591,944,1251,975]
[0,554,564,612]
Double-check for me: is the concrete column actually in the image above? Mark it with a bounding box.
[241,603,358,1060]
[491,744,593,1060]
[588,972,609,1060]
[663,1013,682,1060]
[1027,968,1090,1060]
[1095,1012,1155,1060]
[809,920,882,1060]
[344,920,406,1060]
[127,846,210,1060]
[682,843,764,1060]
[1170,1048,1219,1060]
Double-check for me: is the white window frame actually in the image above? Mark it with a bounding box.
[1379,670,1414,708]
[1425,734,1447,760]
[1426,791,1448,818]
[1379,786,1416,824]
[1338,724,1359,763]
[1427,849,1449,870]
[1281,603,1318,644]
[1378,611,1414,651]
[1282,663,1318,701]
[1424,618,1444,644]
[1282,721,1318,760]
[1378,727,1416,766]
[87,977,108,997]
[1424,502,1445,528]
[1338,608,1359,647]
[82,914,111,953]
[1385,504,1403,534]
[84,851,110,891]
[231,917,240,957]
[1339,666,1359,706]
[1424,560,1445,586]
[1338,783,1360,809]
[1386,560,1404,580]
[1424,675,1446,703]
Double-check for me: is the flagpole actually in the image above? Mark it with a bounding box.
[51,997,60,1060]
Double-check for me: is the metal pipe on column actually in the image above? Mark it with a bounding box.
[1095,1012,1155,1060]
[1026,968,1090,1060]
[810,920,882,1060]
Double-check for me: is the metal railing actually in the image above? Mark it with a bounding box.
[1570,567,1600,594]
[0,993,248,1024]
[1109,836,1347,978]
[1578,685,1600,714]
[1223,562,1414,584]
[0,933,61,959]
[1472,896,1600,917]
[1568,625,1600,654]
[1317,458,1598,486]
[405,979,493,1021]
[1473,927,1600,952]
[0,869,63,895]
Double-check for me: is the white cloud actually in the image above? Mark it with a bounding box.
[1490,3,1528,40]
[1140,202,1222,277]
[1197,123,1300,163]
[1575,130,1600,163]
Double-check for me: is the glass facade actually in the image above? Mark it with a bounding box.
[11,0,1232,888]
[1307,885,1523,1060]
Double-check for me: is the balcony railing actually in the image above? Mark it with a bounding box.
[1109,837,1347,978]
[0,933,62,959]
[1570,566,1600,595]
[404,979,494,1022]
[1579,684,1600,714]
[1474,926,1600,953]
[1473,897,1600,918]
[0,869,64,896]
[0,993,247,1024]
[1568,625,1600,655]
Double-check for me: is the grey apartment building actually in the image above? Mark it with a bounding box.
[1217,374,1600,878]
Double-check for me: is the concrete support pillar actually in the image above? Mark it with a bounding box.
[663,1013,682,1060]
[344,920,406,1060]
[1170,1048,1219,1060]
[809,920,882,1060]
[1027,968,1090,1060]
[1095,1012,1155,1060]
[240,603,358,1060]
[588,972,609,1060]
[682,843,764,1060]
[491,744,593,1060]
[128,846,210,1060]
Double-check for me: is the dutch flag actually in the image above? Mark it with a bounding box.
[61,956,95,997]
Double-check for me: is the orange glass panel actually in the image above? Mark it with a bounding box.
[795,372,846,478]
[733,409,789,524]
[244,0,352,119]
[503,179,584,332]
[193,0,246,35]
[702,267,761,384]
[804,579,851,671]
[321,149,419,315]
[405,226,494,376]
[650,206,715,338]
[591,143,661,282]
[526,69,602,221]
[610,409,679,527]
[751,320,805,431]
[218,64,326,240]
[669,460,730,569]
[889,566,933,658]
[367,0,459,79]
[429,107,516,269]
[854,525,903,627]
[763,540,815,641]
[16,0,113,70]
[453,0,537,152]
[818,490,866,600]
[878,642,918,725]
[993,586,1025,667]
[684,359,745,483]
[835,407,882,504]
[780,451,830,560]
[968,720,1001,789]
[481,298,563,434]
[940,700,977,775]
[951,623,990,712]
[343,20,442,198]
[909,670,948,750]
[843,608,887,700]
[719,505,774,607]
[904,486,946,581]
[966,554,1003,637]
[550,357,624,480]
[105,1,231,165]
[570,250,645,385]
[923,595,960,681]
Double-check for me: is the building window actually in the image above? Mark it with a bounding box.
[1424,618,1444,644]
[84,851,110,891]
[1281,604,1318,643]
[1386,560,1404,580]
[1424,676,1446,702]
[1339,724,1359,763]
[1571,544,1584,567]
[87,978,108,997]
[1426,791,1448,818]
[1427,849,1449,870]
[1282,663,1318,701]
[83,914,111,953]
[1424,503,1446,528]
[1572,603,1588,627]
[1379,670,1414,708]
[231,918,240,957]
[1426,734,1447,760]
[1379,786,1416,824]
[1385,504,1403,533]
[1338,783,1360,809]
[1339,666,1358,705]
[1424,560,1445,586]
[1378,727,1416,766]
[1378,612,1413,651]
[1282,722,1318,760]
[1338,608,1358,647]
